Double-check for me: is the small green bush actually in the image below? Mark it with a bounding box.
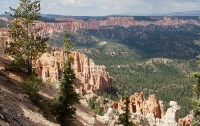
[23,75,44,101]
[88,96,104,116]
[23,75,56,121]
[38,99,53,119]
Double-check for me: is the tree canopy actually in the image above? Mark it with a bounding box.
[6,0,47,75]
[54,32,80,126]
[118,96,136,126]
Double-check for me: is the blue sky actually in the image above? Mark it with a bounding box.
[1,0,200,16]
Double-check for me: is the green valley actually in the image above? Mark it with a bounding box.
[46,24,200,117]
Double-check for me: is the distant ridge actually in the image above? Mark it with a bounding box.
[1,10,200,17]
[160,10,200,16]
[40,14,67,18]
[39,10,200,17]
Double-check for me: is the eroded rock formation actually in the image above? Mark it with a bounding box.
[101,100,183,126]
[35,53,61,82]
[2,17,200,35]
[100,92,193,126]
[112,92,165,119]
[34,51,111,94]
[179,113,193,126]
[32,17,200,33]
[161,101,180,125]
[70,51,111,94]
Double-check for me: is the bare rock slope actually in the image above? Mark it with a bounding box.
[0,56,105,126]
[0,55,193,126]
[0,57,59,126]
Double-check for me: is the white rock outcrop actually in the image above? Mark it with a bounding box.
[161,101,180,126]
[98,101,181,126]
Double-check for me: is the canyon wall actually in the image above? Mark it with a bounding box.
[1,16,200,41]
[111,92,165,119]
[34,51,111,94]
[34,17,200,33]
[70,51,111,94]
[102,93,192,126]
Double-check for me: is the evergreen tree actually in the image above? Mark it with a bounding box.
[189,72,200,126]
[5,0,47,75]
[118,96,136,126]
[54,31,79,126]
[189,19,200,125]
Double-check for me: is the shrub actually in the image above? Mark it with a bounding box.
[23,75,44,101]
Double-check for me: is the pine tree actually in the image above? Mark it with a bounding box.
[54,31,79,126]
[189,72,200,126]
[5,0,47,75]
[189,27,200,125]
[118,96,136,126]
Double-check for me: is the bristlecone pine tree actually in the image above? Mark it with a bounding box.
[54,32,80,126]
[118,96,136,126]
[6,0,47,75]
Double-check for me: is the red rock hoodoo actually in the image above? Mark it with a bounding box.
[34,51,111,94]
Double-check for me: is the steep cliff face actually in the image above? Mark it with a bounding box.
[112,92,165,119]
[34,51,111,94]
[35,53,61,82]
[70,51,111,94]
[100,94,190,126]
[34,17,200,33]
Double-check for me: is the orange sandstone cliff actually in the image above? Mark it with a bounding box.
[104,93,191,126]
[34,51,111,94]
[112,92,165,119]
[33,17,200,33]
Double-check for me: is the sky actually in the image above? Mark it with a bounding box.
[0,0,200,16]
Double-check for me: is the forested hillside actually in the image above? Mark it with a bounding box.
[46,21,200,117]
[72,42,198,117]
[2,15,200,117]
[84,25,200,59]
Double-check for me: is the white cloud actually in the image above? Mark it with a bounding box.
[0,0,200,16]
[75,3,91,7]
[3,1,9,5]
[48,3,57,8]
[101,5,109,10]
[172,2,199,10]
[58,0,91,7]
